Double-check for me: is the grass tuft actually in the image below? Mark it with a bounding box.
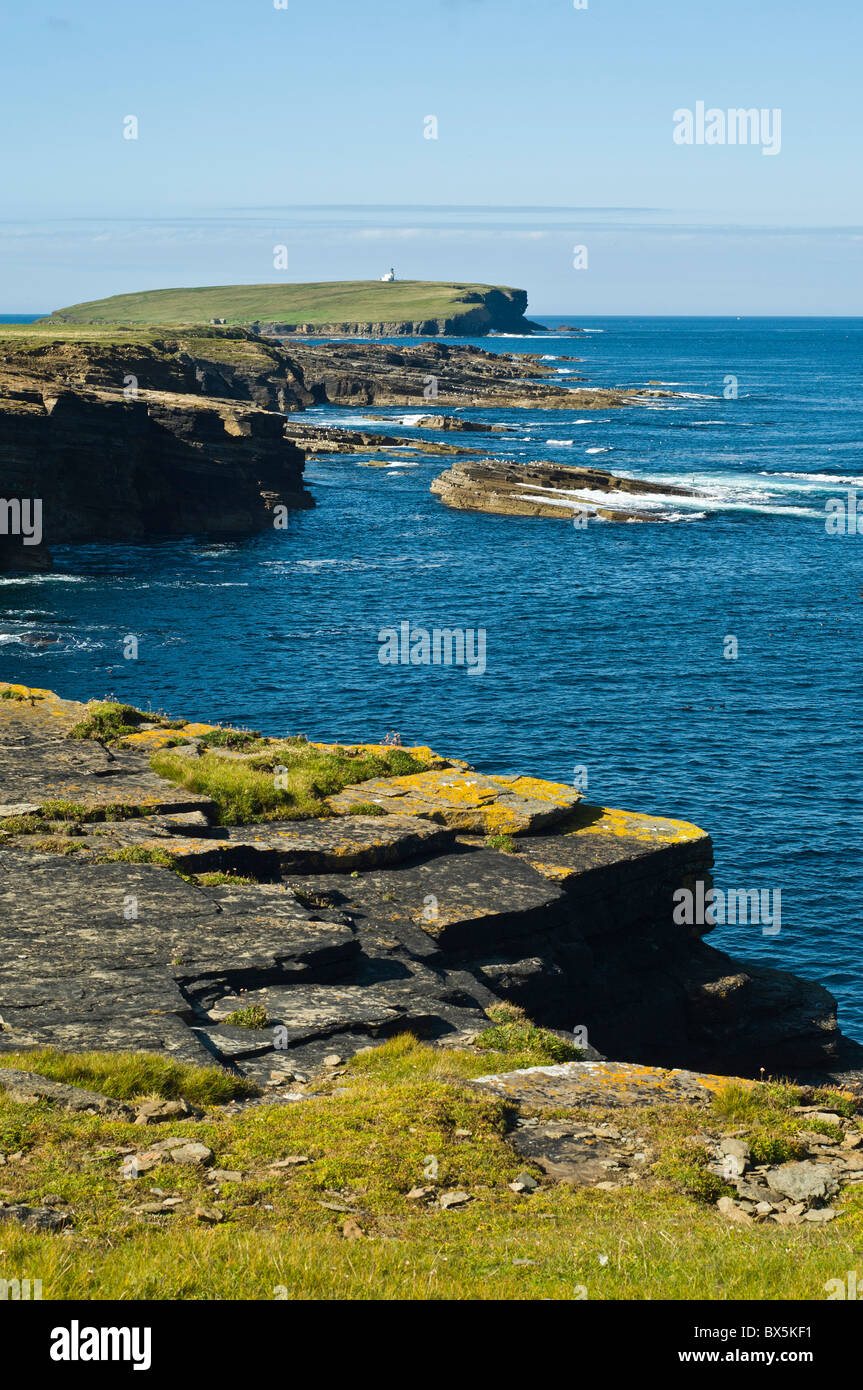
[476,1004,583,1065]
[67,701,153,743]
[0,1048,258,1105]
[222,1005,270,1030]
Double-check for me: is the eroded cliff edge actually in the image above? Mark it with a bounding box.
[0,683,856,1087]
[0,327,676,568]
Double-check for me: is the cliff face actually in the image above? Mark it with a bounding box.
[0,328,674,569]
[0,684,854,1085]
[255,289,542,337]
[45,282,542,337]
[0,371,310,570]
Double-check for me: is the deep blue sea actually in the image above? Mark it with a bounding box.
[2,316,862,1041]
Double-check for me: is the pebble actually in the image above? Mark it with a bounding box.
[439,1190,472,1209]
[193,1205,224,1224]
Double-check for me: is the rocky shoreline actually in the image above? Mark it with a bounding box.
[1,682,859,1088]
[0,327,684,568]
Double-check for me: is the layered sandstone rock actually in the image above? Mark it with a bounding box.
[0,683,855,1084]
[0,373,310,570]
[431,456,702,521]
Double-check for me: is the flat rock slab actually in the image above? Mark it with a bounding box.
[0,852,356,976]
[212,983,404,1036]
[288,845,567,954]
[510,1120,655,1187]
[0,683,88,740]
[520,803,711,883]
[0,683,215,815]
[0,850,357,1062]
[60,812,456,876]
[328,769,582,834]
[0,1067,134,1118]
[0,740,214,825]
[471,1060,753,1109]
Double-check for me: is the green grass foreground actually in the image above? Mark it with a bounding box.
[149,742,427,823]
[39,280,517,328]
[1,1035,861,1301]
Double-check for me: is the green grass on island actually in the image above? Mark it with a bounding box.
[1,1028,860,1301]
[40,280,524,329]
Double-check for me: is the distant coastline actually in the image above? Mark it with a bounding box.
[40,279,543,338]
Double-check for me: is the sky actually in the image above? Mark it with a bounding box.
[1,0,860,314]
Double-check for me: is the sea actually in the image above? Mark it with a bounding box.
[2,315,861,1041]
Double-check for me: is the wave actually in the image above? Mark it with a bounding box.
[0,631,106,651]
[586,446,612,454]
[0,573,86,586]
[518,477,824,521]
[760,471,863,486]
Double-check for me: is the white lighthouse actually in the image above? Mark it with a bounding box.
[379,267,395,282]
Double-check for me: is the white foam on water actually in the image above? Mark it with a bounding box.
[0,573,86,586]
[759,471,863,486]
[546,439,574,446]
[513,472,825,521]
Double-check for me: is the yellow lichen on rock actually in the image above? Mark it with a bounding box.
[0,682,88,734]
[327,768,582,833]
[472,1060,757,1109]
[121,723,222,749]
[569,805,706,845]
[523,803,710,882]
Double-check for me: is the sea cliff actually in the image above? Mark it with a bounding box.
[0,327,675,568]
[0,683,855,1085]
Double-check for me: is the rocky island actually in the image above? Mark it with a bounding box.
[43,280,545,338]
[431,457,704,522]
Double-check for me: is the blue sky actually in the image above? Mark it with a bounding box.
[1,0,860,313]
